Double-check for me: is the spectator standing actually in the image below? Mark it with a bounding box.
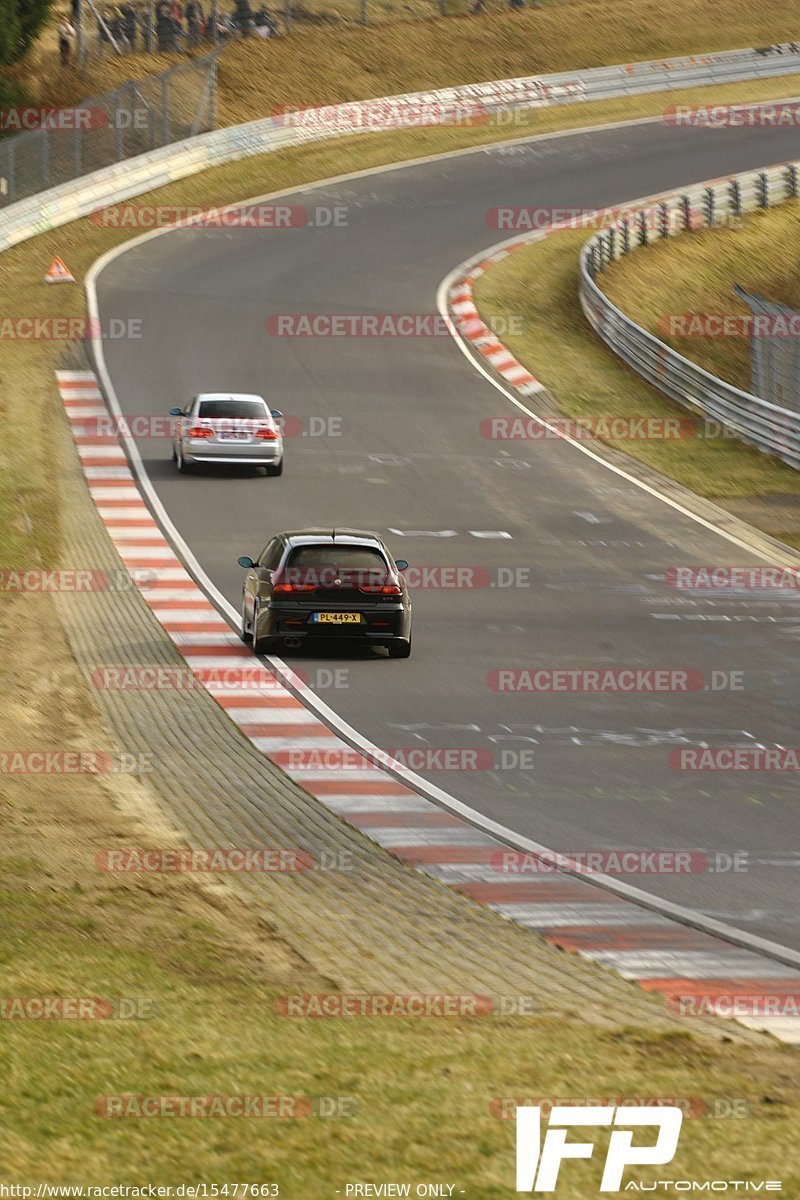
[156,0,172,49]
[233,0,254,36]
[170,0,184,49]
[185,0,203,45]
[120,2,137,48]
[58,17,75,64]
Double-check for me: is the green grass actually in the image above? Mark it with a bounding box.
[473,227,800,545]
[2,882,800,1187]
[602,201,800,395]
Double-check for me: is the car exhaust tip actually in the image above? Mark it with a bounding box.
[283,636,303,649]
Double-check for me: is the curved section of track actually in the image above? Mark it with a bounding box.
[94,118,800,951]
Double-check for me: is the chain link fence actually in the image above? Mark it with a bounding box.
[0,50,218,208]
[732,285,800,413]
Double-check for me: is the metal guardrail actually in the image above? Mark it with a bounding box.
[580,161,800,471]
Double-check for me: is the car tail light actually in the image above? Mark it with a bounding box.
[272,581,315,595]
[359,580,402,595]
[256,427,279,440]
[187,425,213,438]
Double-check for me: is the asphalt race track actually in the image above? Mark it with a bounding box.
[95,118,800,953]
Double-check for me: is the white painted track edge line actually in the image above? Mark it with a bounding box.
[83,121,800,974]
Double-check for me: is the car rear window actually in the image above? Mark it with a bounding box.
[197,399,269,419]
[286,545,388,571]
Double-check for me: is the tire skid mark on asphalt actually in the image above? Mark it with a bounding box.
[58,368,800,1043]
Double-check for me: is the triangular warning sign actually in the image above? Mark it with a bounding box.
[44,256,75,284]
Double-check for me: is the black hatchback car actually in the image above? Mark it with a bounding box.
[238,528,412,658]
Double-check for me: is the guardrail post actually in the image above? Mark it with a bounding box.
[619,216,630,255]
[703,187,715,226]
[658,202,669,238]
[786,164,799,199]
[607,228,616,262]
[757,171,769,208]
[637,210,648,246]
[680,195,691,231]
[6,142,15,204]
[161,76,170,146]
[114,91,124,161]
[586,245,596,279]
[729,179,742,218]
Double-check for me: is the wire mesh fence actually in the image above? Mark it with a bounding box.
[0,50,218,208]
[732,285,800,413]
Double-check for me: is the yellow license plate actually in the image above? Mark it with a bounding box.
[314,612,362,624]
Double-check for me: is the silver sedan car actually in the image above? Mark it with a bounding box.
[169,393,284,475]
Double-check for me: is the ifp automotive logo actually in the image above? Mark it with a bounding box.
[515,1105,683,1192]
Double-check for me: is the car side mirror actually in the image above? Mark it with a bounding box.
[237,555,256,568]
[395,559,409,571]
[271,409,283,419]
[169,407,183,416]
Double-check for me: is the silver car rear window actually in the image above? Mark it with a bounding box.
[197,400,269,419]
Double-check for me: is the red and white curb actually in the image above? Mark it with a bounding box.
[449,241,545,396]
[446,199,708,400]
[59,369,800,1043]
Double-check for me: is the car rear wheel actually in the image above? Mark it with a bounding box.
[176,445,192,474]
[265,459,283,477]
[386,639,411,659]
